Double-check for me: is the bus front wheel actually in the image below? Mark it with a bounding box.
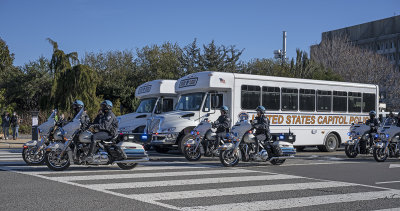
[318,133,339,152]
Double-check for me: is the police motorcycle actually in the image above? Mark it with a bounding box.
[22,109,58,165]
[373,118,400,162]
[183,116,225,161]
[344,122,375,158]
[44,109,149,171]
[218,112,296,167]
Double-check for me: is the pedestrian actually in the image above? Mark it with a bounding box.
[3,112,10,140]
[11,112,20,140]
[0,112,4,139]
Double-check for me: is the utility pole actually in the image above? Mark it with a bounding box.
[274,31,287,63]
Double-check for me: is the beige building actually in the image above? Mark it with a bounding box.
[311,15,400,68]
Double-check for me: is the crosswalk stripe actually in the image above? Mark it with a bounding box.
[0,155,21,158]
[182,190,400,211]
[0,158,23,161]
[85,174,302,190]
[133,181,354,201]
[4,163,219,175]
[51,168,258,181]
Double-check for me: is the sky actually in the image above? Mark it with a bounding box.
[1,0,399,67]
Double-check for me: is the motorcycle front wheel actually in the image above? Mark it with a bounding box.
[22,146,45,165]
[219,149,239,167]
[345,145,358,158]
[373,148,388,162]
[184,145,202,161]
[117,163,138,170]
[45,150,70,171]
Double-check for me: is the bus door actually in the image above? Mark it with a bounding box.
[202,92,224,123]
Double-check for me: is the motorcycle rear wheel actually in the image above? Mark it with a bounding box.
[345,145,358,158]
[117,163,138,170]
[184,145,202,161]
[219,150,239,167]
[373,148,388,162]
[22,147,45,165]
[45,151,70,171]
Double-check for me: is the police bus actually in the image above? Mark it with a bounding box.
[149,71,378,152]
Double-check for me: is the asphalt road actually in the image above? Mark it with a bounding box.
[1,147,400,211]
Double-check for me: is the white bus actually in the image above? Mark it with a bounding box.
[149,71,378,152]
[118,80,177,142]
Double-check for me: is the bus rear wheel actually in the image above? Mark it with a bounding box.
[318,133,339,152]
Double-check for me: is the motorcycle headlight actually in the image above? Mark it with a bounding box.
[380,133,386,140]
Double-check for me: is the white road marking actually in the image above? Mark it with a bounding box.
[183,190,400,211]
[133,181,354,201]
[389,164,400,169]
[51,168,257,181]
[0,157,23,161]
[376,181,400,184]
[85,174,303,190]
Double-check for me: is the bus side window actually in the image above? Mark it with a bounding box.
[317,90,332,112]
[333,91,347,112]
[262,86,280,110]
[300,89,315,111]
[362,93,376,113]
[348,92,362,113]
[162,99,174,112]
[241,85,260,110]
[281,88,298,111]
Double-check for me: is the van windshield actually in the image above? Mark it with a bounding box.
[175,93,205,111]
[136,98,157,113]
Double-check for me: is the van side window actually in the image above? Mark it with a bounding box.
[362,93,376,113]
[300,89,315,111]
[333,91,347,112]
[262,86,280,110]
[203,93,223,112]
[317,90,332,112]
[348,92,362,113]
[241,85,260,110]
[281,88,298,111]
[162,98,174,112]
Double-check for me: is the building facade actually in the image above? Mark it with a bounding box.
[312,15,400,68]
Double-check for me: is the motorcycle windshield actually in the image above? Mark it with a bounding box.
[37,109,57,135]
[62,108,84,140]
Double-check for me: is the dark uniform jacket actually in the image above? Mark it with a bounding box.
[365,118,379,133]
[213,114,231,133]
[91,111,118,136]
[252,115,271,137]
[80,112,91,130]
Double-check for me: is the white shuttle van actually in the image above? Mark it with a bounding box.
[149,71,379,152]
[118,80,177,142]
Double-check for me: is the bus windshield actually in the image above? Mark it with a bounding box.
[175,93,205,111]
[136,98,157,113]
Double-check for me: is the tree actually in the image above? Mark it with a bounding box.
[53,64,100,117]
[82,50,138,113]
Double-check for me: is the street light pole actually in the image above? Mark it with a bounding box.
[273,31,287,63]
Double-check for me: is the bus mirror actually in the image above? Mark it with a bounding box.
[204,107,210,112]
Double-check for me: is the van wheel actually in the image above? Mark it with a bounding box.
[178,134,195,154]
[318,133,339,152]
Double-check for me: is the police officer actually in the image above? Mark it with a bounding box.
[72,100,90,130]
[252,106,271,154]
[396,112,400,127]
[365,110,379,147]
[212,106,231,134]
[87,100,118,160]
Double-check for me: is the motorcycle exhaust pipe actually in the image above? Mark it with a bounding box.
[114,157,150,163]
